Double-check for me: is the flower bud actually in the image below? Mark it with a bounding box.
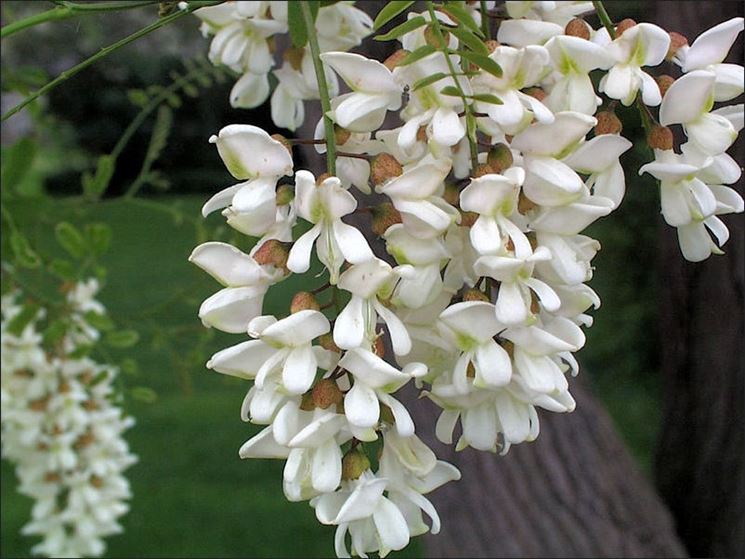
[299,391,316,411]
[283,46,305,71]
[594,110,623,135]
[647,125,674,151]
[371,202,403,236]
[485,40,500,53]
[565,18,590,40]
[270,134,293,156]
[334,125,351,146]
[90,475,104,488]
[524,87,547,102]
[384,49,408,71]
[466,361,476,378]
[500,339,515,358]
[416,126,428,143]
[424,23,448,48]
[379,404,395,424]
[473,163,494,178]
[666,31,688,61]
[463,288,490,302]
[487,143,514,173]
[518,191,537,215]
[370,153,403,187]
[460,211,479,227]
[318,333,341,353]
[253,239,291,271]
[316,172,332,186]
[312,379,344,409]
[341,447,370,481]
[276,184,294,206]
[29,397,49,412]
[372,336,385,358]
[444,182,460,206]
[615,19,636,37]
[656,74,675,98]
[290,291,320,313]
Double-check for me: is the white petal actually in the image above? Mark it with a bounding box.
[496,282,529,325]
[311,439,343,493]
[372,498,410,553]
[684,17,744,71]
[677,222,712,262]
[333,221,373,264]
[202,183,243,216]
[334,479,387,523]
[287,223,322,274]
[239,426,290,459]
[262,310,330,346]
[282,345,318,395]
[206,339,277,379]
[473,340,512,388]
[210,124,293,180]
[659,70,715,125]
[432,107,465,147]
[199,285,267,333]
[373,300,412,356]
[230,72,270,109]
[189,242,267,286]
[462,404,497,451]
[333,295,366,350]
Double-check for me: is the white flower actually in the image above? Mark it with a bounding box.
[675,17,744,101]
[597,22,670,106]
[287,171,373,283]
[659,70,738,156]
[322,52,403,132]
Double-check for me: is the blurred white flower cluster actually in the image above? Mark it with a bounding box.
[194,0,372,130]
[1,280,136,558]
[190,2,743,557]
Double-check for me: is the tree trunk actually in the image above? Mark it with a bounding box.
[653,2,745,557]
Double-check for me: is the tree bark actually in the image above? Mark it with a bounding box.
[652,2,745,557]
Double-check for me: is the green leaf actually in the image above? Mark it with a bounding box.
[85,223,112,257]
[469,93,503,104]
[399,44,437,66]
[43,320,68,347]
[373,1,415,31]
[10,231,41,268]
[440,2,484,37]
[6,302,40,336]
[127,88,149,108]
[439,85,462,97]
[144,105,173,171]
[447,26,489,54]
[121,358,139,376]
[456,50,503,78]
[105,329,140,348]
[69,344,94,359]
[83,155,115,197]
[411,72,450,91]
[89,369,110,387]
[130,386,158,404]
[1,137,36,192]
[49,258,77,281]
[374,15,427,41]
[288,1,320,47]
[55,222,87,259]
[84,310,114,332]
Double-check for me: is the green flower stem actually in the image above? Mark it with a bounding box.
[479,1,490,39]
[1,1,222,122]
[301,1,336,175]
[1,1,160,39]
[426,1,479,172]
[592,0,616,39]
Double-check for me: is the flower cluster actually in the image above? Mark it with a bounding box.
[190,2,743,557]
[1,281,136,558]
[194,0,372,130]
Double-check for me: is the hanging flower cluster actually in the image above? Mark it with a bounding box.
[191,2,743,557]
[1,280,137,558]
[194,0,372,130]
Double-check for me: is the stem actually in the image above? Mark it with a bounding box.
[1,1,222,121]
[592,1,616,39]
[426,1,479,171]
[1,1,158,38]
[301,1,336,175]
[479,1,490,39]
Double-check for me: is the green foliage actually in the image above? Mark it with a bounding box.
[373,1,415,31]
[439,1,484,37]
[105,329,140,348]
[374,15,426,41]
[398,44,437,66]
[82,154,115,197]
[287,0,320,47]
[9,230,41,269]
[1,137,37,193]
[55,221,87,259]
[411,72,450,91]
[447,25,489,54]
[456,50,503,78]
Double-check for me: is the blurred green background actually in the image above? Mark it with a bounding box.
[1,1,662,557]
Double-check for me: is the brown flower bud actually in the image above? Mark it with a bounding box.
[270,133,293,156]
[299,390,316,411]
[29,397,49,412]
[316,172,332,186]
[524,87,547,102]
[90,475,104,488]
[334,125,352,146]
[312,379,344,409]
[384,49,408,71]
[463,288,490,302]
[647,125,674,151]
[487,143,514,173]
[473,163,495,178]
[565,18,590,40]
[501,339,515,359]
[253,239,292,271]
[372,336,386,358]
[518,191,538,215]
[424,23,448,48]
[318,333,340,353]
[416,126,428,143]
[466,361,476,378]
[666,31,688,61]
[485,40,500,53]
[370,153,403,187]
[595,110,623,135]
[276,184,294,206]
[371,202,403,236]
[290,291,320,313]
[44,472,61,483]
[460,211,479,227]
[656,74,675,98]
[615,19,637,37]
[283,46,305,71]
[341,447,371,481]
[444,182,460,207]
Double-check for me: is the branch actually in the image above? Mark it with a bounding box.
[1,1,222,122]
[301,1,336,175]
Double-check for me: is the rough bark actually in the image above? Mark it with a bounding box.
[652,2,745,557]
